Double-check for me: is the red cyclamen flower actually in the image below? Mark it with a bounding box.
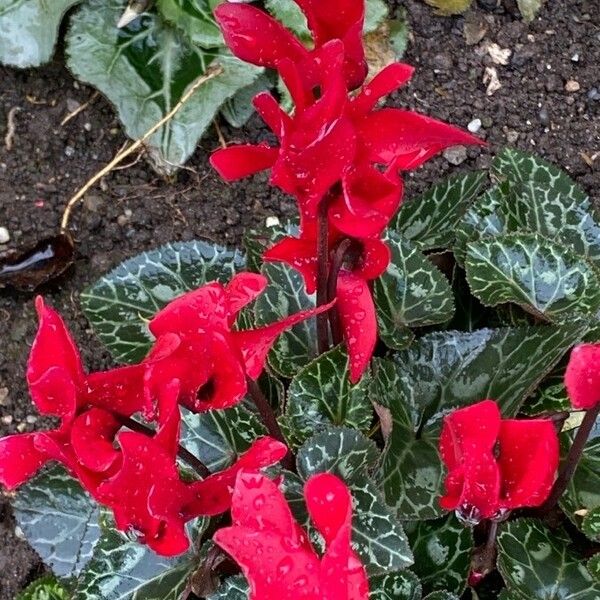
[439,400,559,522]
[564,343,600,410]
[214,471,369,600]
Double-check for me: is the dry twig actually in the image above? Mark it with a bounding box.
[4,107,21,151]
[61,92,100,127]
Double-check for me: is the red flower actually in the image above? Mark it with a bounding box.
[439,400,559,522]
[144,272,332,411]
[214,471,369,599]
[565,343,600,410]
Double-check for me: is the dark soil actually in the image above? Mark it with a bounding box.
[0,0,598,597]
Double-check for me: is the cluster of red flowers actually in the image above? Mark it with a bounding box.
[210,0,483,382]
[0,276,329,555]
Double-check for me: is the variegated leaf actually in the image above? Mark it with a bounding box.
[208,575,249,599]
[369,570,422,600]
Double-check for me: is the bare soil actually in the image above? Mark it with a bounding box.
[0,0,598,597]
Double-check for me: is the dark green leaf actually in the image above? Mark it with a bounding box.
[74,514,192,600]
[181,404,266,472]
[285,345,373,445]
[208,575,249,599]
[492,149,588,203]
[254,262,318,377]
[521,375,571,416]
[497,519,600,599]
[587,554,600,583]
[220,73,271,128]
[0,0,81,67]
[242,220,299,273]
[369,570,422,600]
[582,507,600,542]
[13,466,100,577]
[81,240,245,363]
[66,1,260,172]
[465,233,600,321]
[155,0,222,47]
[423,593,461,600]
[375,232,455,349]
[394,171,487,251]
[406,515,472,596]
[16,575,70,600]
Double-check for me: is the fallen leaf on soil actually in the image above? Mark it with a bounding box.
[424,0,471,15]
[0,233,74,292]
[517,0,544,22]
[464,14,488,45]
[483,66,502,96]
[485,42,512,65]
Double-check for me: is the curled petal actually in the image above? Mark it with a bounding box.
[353,239,392,281]
[28,367,78,422]
[276,57,313,114]
[565,343,600,410]
[263,235,319,294]
[210,144,279,181]
[498,419,559,509]
[225,272,268,321]
[253,92,292,139]
[0,433,49,489]
[356,108,485,170]
[215,3,309,69]
[71,408,121,473]
[336,273,377,383]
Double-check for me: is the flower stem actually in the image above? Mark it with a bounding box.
[327,238,352,346]
[541,402,600,511]
[316,199,331,354]
[118,415,211,478]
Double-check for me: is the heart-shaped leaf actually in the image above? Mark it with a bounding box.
[465,233,600,321]
[284,345,373,445]
[66,0,260,172]
[497,519,600,599]
[0,0,81,67]
[81,240,245,363]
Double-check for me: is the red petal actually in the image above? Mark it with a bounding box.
[27,296,84,417]
[0,433,49,489]
[276,57,313,113]
[336,273,377,383]
[253,92,292,139]
[70,408,121,473]
[225,272,268,321]
[27,367,78,422]
[263,235,319,294]
[234,301,335,380]
[565,344,600,409]
[351,63,414,115]
[356,108,485,170]
[330,167,403,238]
[154,379,182,457]
[439,400,502,519]
[210,144,279,181]
[215,3,309,68]
[149,283,228,337]
[498,419,559,509]
[353,239,392,281]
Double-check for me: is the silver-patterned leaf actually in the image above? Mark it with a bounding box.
[208,575,249,600]
[16,575,70,600]
[181,404,266,472]
[285,345,373,445]
[155,0,222,47]
[81,240,245,363]
[497,519,600,599]
[588,554,600,583]
[582,507,600,542]
[394,171,487,251]
[374,232,455,350]
[254,262,318,378]
[13,465,100,578]
[0,0,81,67]
[406,515,472,596]
[369,570,422,600]
[423,593,461,600]
[465,233,600,321]
[66,0,260,172]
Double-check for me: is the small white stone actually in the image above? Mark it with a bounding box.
[571,53,580,62]
[565,79,581,92]
[26,415,37,424]
[265,216,280,228]
[468,118,482,133]
[443,146,468,166]
[1,415,13,425]
[0,227,9,244]
[0,388,8,405]
[84,122,92,132]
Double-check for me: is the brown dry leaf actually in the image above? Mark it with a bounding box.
[424,0,472,16]
[364,22,398,75]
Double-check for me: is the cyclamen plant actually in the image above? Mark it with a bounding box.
[3,1,600,599]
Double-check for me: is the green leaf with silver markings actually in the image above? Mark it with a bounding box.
[374,231,455,350]
[369,570,422,600]
[81,240,245,364]
[497,519,600,599]
[16,575,70,600]
[66,0,260,173]
[181,404,267,473]
[220,73,272,128]
[285,345,373,445]
[465,233,600,321]
[155,0,222,47]
[254,262,318,378]
[423,593,461,600]
[394,171,487,251]
[587,554,600,583]
[0,0,81,68]
[406,515,472,596]
[208,576,249,600]
[582,507,600,542]
[12,465,100,578]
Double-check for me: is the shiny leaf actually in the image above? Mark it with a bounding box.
[0,0,81,67]
[285,345,373,445]
[12,465,100,577]
[374,231,455,350]
[66,0,260,172]
[81,240,245,363]
[465,233,600,321]
[369,570,422,600]
[16,575,70,600]
[497,519,600,599]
